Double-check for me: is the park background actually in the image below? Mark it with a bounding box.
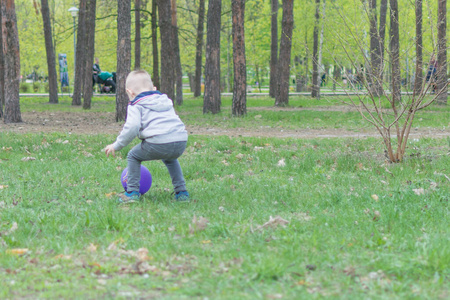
[0,0,449,299]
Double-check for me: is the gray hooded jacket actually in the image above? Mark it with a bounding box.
[112,91,188,151]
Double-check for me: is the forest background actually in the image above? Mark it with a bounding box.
[16,0,443,93]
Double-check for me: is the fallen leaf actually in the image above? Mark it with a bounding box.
[306,264,317,271]
[277,159,286,167]
[87,243,97,252]
[105,192,117,198]
[136,248,150,261]
[0,185,8,189]
[255,216,289,231]
[218,206,225,212]
[54,254,72,260]
[235,153,244,160]
[201,240,211,244]
[7,248,29,255]
[373,210,381,221]
[413,188,425,195]
[21,157,36,161]
[189,215,209,234]
[371,194,379,202]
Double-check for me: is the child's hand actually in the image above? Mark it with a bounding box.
[104,144,116,157]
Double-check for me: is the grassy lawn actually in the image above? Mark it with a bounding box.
[0,96,449,299]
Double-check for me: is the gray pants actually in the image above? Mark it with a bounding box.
[127,141,187,193]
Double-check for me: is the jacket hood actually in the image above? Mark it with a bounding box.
[130,91,173,112]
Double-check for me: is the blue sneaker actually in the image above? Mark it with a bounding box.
[175,191,190,202]
[117,191,141,204]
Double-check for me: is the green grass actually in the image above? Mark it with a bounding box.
[0,97,449,299]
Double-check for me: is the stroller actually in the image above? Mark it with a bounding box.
[93,71,116,94]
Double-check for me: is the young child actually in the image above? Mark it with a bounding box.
[104,70,189,203]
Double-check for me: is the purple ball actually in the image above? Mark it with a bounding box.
[121,165,152,195]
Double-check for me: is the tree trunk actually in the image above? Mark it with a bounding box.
[0,5,4,118]
[171,0,183,105]
[436,0,447,104]
[378,0,387,86]
[413,0,423,96]
[116,0,131,121]
[269,0,278,98]
[1,0,22,123]
[193,0,205,97]
[157,0,175,100]
[316,0,326,95]
[135,0,141,70]
[389,0,401,104]
[72,0,87,106]
[368,0,383,97]
[151,0,160,89]
[82,0,96,110]
[311,0,320,98]
[40,0,58,104]
[275,0,294,106]
[203,0,221,114]
[231,0,246,116]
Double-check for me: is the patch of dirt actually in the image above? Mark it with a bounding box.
[1,110,449,139]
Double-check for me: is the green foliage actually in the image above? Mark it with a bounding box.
[19,82,31,93]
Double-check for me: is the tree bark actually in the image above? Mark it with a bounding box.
[116,0,131,121]
[269,0,278,98]
[275,0,294,106]
[413,0,423,96]
[203,0,221,114]
[316,0,326,96]
[0,5,4,118]
[231,0,246,116]
[82,0,96,110]
[1,0,22,123]
[436,0,447,104]
[157,0,175,100]
[171,0,183,105]
[40,0,58,104]
[135,0,141,70]
[151,0,160,89]
[378,0,387,86]
[72,0,87,106]
[368,0,383,97]
[193,0,205,97]
[311,0,320,98]
[389,0,401,104]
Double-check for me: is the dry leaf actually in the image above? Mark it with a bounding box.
[201,240,211,244]
[373,210,381,221]
[105,192,117,198]
[218,206,225,212]
[371,194,379,202]
[0,185,8,189]
[136,248,150,261]
[413,188,425,196]
[189,215,209,234]
[255,216,289,231]
[87,243,97,252]
[21,157,36,161]
[235,153,244,160]
[83,151,94,158]
[277,159,286,167]
[7,248,29,255]
[54,254,72,260]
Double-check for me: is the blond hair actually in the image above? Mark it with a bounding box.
[126,70,154,94]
